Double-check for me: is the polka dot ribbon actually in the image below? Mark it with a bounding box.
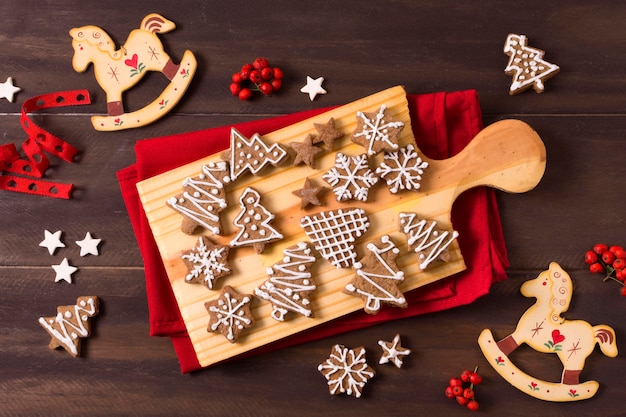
[0,90,91,198]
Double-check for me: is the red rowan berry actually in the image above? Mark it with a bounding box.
[467,400,480,411]
[584,250,598,265]
[602,251,616,265]
[594,243,608,255]
[589,262,604,274]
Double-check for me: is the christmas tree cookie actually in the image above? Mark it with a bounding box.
[504,33,560,95]
[399,212,459,270]
[38,296,99,357]
[344,235,406,314]
[181,236,231,289]
[230,187,283,253]
[255,242,317,321]
[221,128,287,181]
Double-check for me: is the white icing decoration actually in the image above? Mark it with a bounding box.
[399,212,459,270]
[254,242,317,321]
[504,34,559,94]
[38,297,97,356]
[376,144,429,193]
[353,104,404,155]
[207,289,253,342]
[167,162,229,234]
[181,237,230,289]
[300,208,370,269]
[322,152,378,202]
[378,334,411,368]
[230,187,283,250]
[318,344,375,398]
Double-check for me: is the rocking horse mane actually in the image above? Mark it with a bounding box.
[524,262,573,323]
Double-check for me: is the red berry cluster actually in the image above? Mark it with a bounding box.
[444,367,482,411]
[584,243,626,296]
[229,57,284,100]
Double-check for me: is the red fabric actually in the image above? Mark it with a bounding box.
[117,90,509,373]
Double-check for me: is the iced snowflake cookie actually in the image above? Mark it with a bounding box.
[181,236,231,289]
[300,208,370,269]
[504,33,560,95]
[344,235,406,314]
[205,285,255,343]
[38,296,99,357]
[230,187,283,253]
[318,344,375,398]
[313,117,344,149]
[255,242,317,321]
[167,162,230,235]
[399,212,459,270]
[221,128,288,181]
[376,144,429,193]
[378,334,411,368]
[322,152,378,202]
[352,104,404,155]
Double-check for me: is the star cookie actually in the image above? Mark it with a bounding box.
[52,258,78,284]
[291,177,327,209]
[300,76,326,101]
[205,286,255,343]
[378,334,411,368]
[313,117,344,149]
[75,232,102,256]
[290,133,324,168]
[39,230,65,255]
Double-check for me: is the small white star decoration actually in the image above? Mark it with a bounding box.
[39,230,66,255]
[39,230,103,283]
[76,232,102,256]
[0,77,21,102]
[52,258,78,284]
[300,76,326,101]
[378,334,411,368]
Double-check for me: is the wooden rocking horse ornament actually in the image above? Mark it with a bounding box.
[70,13,197,131]
[479,262,618,401]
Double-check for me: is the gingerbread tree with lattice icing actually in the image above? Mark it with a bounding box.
[255,242,317,321]
[38,296,99,357]
[344,235,407,314]
[167,161,230,235]
[399,212,459,270]
[230,187,283,253]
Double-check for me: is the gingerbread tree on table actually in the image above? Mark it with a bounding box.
[230,187,283,253]
[344,235,406,314]
[255,242,317,321]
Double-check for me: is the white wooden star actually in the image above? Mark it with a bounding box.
[300,76,326,101]
[39,230,65,255]
[52,258,78,284]
[0,77,21,102]
[76,232,102,256]
[378,334,411,368]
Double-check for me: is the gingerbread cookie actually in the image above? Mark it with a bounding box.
[344,235,406,314]
[181,236,231,289]
[318,344,375,398]
[322,152,378,202]
[205,285,255,343]
[376,144,429,193]
[504,33,560,95]
[38,296,99,357]
[230,187,283,253]
[290,133,324,168]
[378,334,411,368]
[399,212,459,270]
[221,128,287,181]
[255,242,317,321]
[352,104,404,155]
[291,177,327,209]
[300,208,370,269]
[167,162,230,235]
[313,117,344,149]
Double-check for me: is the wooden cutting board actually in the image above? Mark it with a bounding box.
[136,86,546,368]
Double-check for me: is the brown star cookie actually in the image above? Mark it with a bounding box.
[205,285,255,343]
[313,117,344,149]
[291,177,327,209]
[290,133,324,168]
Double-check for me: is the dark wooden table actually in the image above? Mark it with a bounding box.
[1,1,625,415]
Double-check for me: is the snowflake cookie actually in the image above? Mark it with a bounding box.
[300,208,370,269]
[376,144,429,194]
[230,187,283,253]
[322,152,378,202]
[205,285,255,343]
[38,296,99,357]
[318,344,375,398]
[181,236,231,289]
[255,241,317,321]
[221,128,287,181]
[344,235,406,314]
[399,212,459,270]
[378,334,411,368]
[352,104,404,155]
[167,162,230,235]
[504,33,560,95]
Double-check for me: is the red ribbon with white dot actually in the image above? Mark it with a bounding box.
[0,90,91,198]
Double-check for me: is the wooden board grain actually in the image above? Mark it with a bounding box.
[137,86,546,367]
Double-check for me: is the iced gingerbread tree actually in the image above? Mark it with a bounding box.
[230,187,283,253]
[399,212,459,270]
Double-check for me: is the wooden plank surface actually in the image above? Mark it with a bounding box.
[1,1,625,416]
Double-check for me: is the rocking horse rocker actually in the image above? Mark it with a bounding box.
[478,262,618,401]
[69,13,197,131]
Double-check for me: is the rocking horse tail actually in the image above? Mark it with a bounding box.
[594,325,618,358]
[141,14,176,34]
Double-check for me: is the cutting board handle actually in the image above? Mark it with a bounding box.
[428,119,546,198]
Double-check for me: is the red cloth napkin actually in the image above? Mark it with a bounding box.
[117,90,509,372]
